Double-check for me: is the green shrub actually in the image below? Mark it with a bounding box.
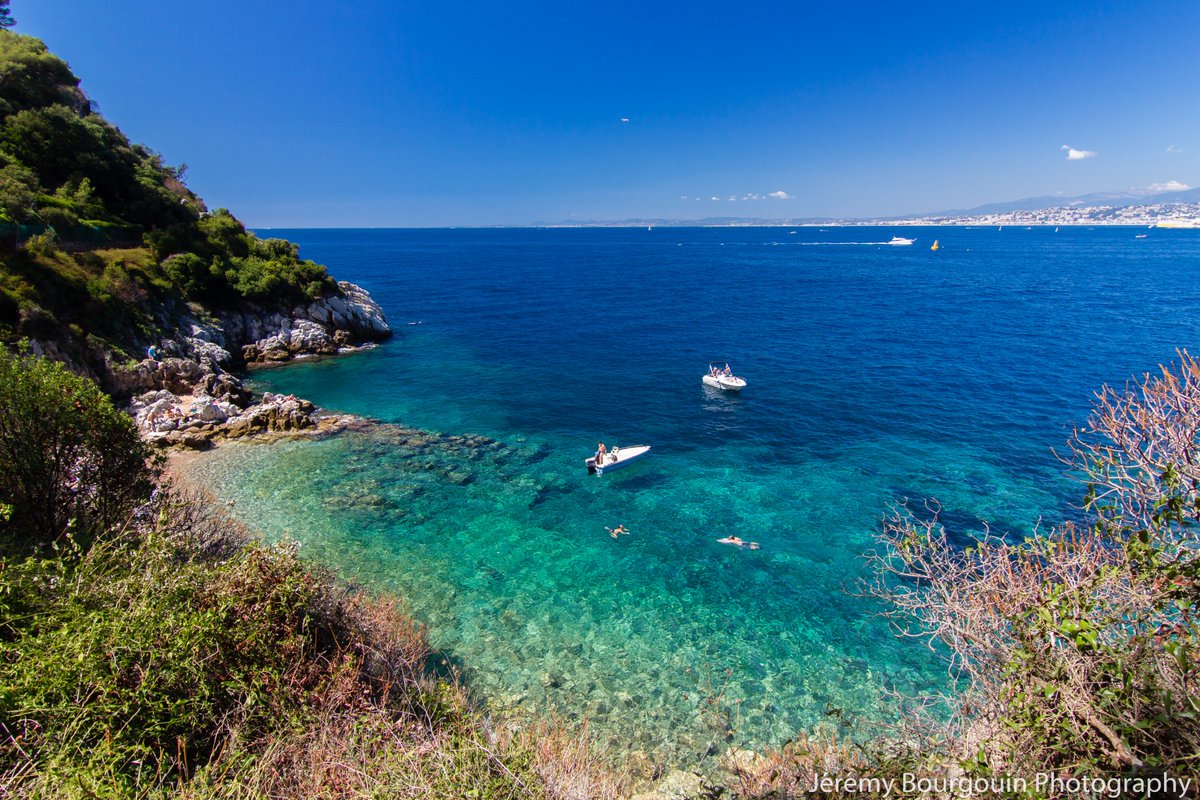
[0,346,157,548]
[36,204,77,228]
[163,251,222,301]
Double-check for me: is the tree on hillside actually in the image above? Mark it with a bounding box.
[0,160,38,248]
[0,2,14,30]
[0,34,86,119]
[0,161,38,220]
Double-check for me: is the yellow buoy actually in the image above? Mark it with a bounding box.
[931,239,940,251]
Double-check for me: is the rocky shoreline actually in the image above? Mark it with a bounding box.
[116,280,391,449]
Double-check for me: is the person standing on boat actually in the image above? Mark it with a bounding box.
[596,442,607,464]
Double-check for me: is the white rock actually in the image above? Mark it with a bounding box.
[196,402,228,423]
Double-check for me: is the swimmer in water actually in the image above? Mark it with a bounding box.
[718,535,760,549]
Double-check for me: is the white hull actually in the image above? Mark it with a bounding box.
[702,374,746,391]
[888,236,915,246]
[586,444,651,475]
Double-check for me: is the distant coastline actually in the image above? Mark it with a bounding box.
[532,202,1200,229]
[530,188,1200,229]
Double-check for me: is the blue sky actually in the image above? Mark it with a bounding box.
[18,0,1200,226]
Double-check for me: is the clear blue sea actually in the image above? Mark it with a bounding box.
[186,225,1200,766]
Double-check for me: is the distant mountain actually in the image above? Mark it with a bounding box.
[920,186,1200,218]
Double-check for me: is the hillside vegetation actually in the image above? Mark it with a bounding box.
[0,30,335,368]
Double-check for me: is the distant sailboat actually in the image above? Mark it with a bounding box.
[930,239,939,251]
[1055,227,1059,233]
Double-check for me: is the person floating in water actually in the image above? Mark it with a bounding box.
[718,535,760,549]
[607,524,629,539]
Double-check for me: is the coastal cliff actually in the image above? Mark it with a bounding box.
[21,274,392,448]
[117,279,391,449]
[0,29,394,446]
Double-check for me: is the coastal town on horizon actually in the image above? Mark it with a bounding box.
[535,199,1200,229]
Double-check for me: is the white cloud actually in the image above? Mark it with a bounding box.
[1061,144,1097,160]
[1145,180,1190,193]
[1167,144,1183,153]
[700,190,793,201]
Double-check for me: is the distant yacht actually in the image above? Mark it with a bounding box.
[888,236,916,246]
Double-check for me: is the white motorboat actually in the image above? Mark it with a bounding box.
[702,362,747,392]
[888,236,916,246]
[586,444,651,475]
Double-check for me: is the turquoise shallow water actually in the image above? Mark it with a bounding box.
[186,226,1200,765]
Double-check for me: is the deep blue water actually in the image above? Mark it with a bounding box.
[189,225,1200,765]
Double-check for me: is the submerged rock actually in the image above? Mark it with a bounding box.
[631,769,718,800]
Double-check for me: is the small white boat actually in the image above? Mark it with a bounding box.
[1135,233,1148,239]
[586,444,651,475]
[702,362,747,391]
[888,236,916,246]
